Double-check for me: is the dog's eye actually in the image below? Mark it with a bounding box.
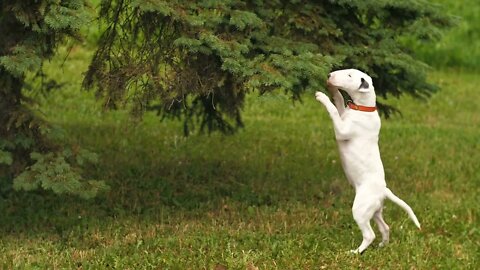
[348,74,352,77]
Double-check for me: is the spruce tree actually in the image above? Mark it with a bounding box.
[0,0,107,198]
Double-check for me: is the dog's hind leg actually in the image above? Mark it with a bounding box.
[351,195,380,254]
[351,216,375,254]
[373,207,390,247]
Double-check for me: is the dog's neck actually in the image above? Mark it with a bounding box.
[351,92,376,107]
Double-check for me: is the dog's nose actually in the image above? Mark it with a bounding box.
[328,73,332,79]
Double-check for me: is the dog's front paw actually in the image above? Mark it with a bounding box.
[315,91,330,103]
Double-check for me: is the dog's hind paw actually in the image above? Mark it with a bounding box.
[378,241,389,248]
[349,249,360,254]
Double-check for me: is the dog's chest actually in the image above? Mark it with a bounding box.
[337,113,384,183]
[342,111,381,136]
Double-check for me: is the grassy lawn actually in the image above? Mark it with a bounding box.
[0,44,478,269]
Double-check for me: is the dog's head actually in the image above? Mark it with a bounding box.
[327,69,375,105]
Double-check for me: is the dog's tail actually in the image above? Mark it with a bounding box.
[385,188,421,229]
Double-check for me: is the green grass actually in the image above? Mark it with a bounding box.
[0,43,478,269]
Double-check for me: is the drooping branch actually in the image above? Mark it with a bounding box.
[84,0,452,133]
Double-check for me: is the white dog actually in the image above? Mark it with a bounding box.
[315,68,420,254]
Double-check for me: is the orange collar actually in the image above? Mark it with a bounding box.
[347,101,376,112]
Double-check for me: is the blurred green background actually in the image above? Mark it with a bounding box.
[412,0,480,70]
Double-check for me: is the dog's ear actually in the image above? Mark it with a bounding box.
[358,78,370,92]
